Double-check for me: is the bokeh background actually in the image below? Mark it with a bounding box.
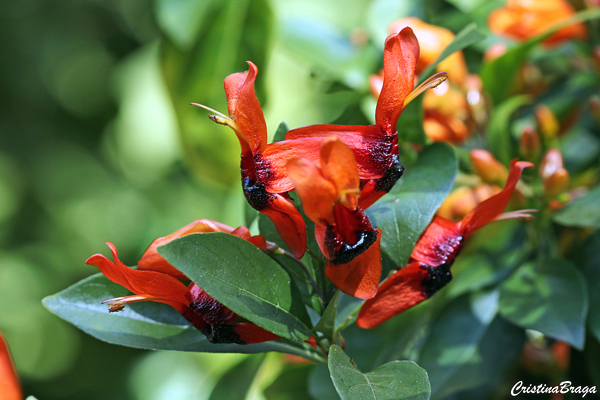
[2,0,599,399]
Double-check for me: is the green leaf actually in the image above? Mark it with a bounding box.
[481,8,600,104]
[498,259,588,349]
[315,290,340,340]
[43,274,320,359]
[367,143,457,266]
[486,95,531,165]
[208,354,265,400]
[273,121,290,142]
[575,231,600,343]
[158,232,312,341]
[328,345,430,400]
[553,185,600,228]
[417,291,501,397]
[418,23,486,84]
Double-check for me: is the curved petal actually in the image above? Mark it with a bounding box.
[285,124,391,179]
[375,27,420,135]
[0,333,21,400]
[86,243,192,311]
[459,160,533,237]
[356,261,428,329]
[261,141,300,193]
[320,136,360,210]
[410,216,462,267]
[325,229,382,299]
[224,61,267,154]
[261,194,307,259]
[139,219,232,278]
[286,157,337,225]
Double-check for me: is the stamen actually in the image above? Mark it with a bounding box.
[190,103,249,146]
[102,294,166,312]
[404,72,449,107]
[494,209,538,222]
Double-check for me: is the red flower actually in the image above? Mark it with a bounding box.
[0,332,22,400]
[357,160,534,328]
[194,62,306,259]
[86,221,280,345]
[284,27,445,208]
[286,137,382,299]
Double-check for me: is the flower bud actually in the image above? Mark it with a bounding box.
[470,149,508,184]
[540,148,569,197]
[519,125,541,162]
[535,105,559,142]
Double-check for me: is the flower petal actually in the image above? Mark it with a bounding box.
[325,229,382,299]
[224,61,267,154]
[410,215,462,267]
[320,136,360,210]
[285,125,392,179]
[375,27,420,135]
[231,323,282,344]
[86,243,192,312]
[286,157,337,225]
[356,261,429,329]
[139,219,231,278]
[459,160,533,237]
[261,194,307,259]
[0,332,22,400]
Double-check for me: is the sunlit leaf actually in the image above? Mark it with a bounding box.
[158,232,313,341]
[498,259,587,349]
[367,143,457,267]
[43,274,320,359]
[328,345,430,400]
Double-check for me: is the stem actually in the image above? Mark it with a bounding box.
[276,248,325,303]
[336,301,364,332]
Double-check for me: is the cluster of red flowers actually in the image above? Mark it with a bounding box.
[86,26,535,345]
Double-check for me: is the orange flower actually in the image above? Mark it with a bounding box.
[489,0,587,45]
[389,17,469,86]
[86,221,280,345]
[286,137,382,299]
[285,28,432,208]
[357,160,534,328]
[194,63,306,259]
[0,332,22,400]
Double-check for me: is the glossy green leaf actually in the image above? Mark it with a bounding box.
[417,291,501,397]
[367,143,457,266]
[498,259,588,349]
[43,274,321,359]
[576,231,600,343]
[315,290,340,339]
[328,345,430,400]
[553,185,600,228]
[418,23,486,84]
[481,8,600,104]
[158,232,312,341]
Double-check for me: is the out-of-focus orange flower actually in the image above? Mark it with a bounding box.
[389,17,469,86]
[357,161,535,328]
[0,332,22,400]
[86,221,280,345]
[194,63,306,259]
[470,149,509,185]
[489,0,587,45]
[287,137,382,299]
[535,105,560,142]
[286,28,428,207]
[436,184,502,221]
[519,126,542,162]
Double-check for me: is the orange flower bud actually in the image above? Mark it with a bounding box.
[540,148,569,197]
[535,105,560,142]
[470,149,509,184]
[437,184,501,221]
[519,125,541,161]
